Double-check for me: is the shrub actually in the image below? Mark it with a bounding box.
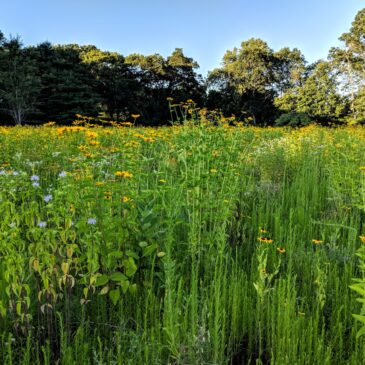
[275,112,312,127]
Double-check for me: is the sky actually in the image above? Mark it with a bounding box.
[0,0,363,77]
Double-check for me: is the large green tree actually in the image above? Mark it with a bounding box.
[0,35,40,125]
[274,61,346,122]
[79,46,141,121]
[125,48,204,124]
[207,39,307,124]
[30,43,100,123]
[329,8,365,122]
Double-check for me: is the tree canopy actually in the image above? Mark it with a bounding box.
[1,7,365,126]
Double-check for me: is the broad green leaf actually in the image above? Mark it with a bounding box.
[120,280,130,294]
[109,288,120,305]
[95,274,109,287]
[110,272,127,282]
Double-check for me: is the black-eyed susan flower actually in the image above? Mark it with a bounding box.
[88,140,100,146]
[277,247,286,254]
[85,131,98,139]
[258,237,273,244]
[104,191,112,200]
[312,239,323,245]
[115,171,133,178]
[359,236,365,244]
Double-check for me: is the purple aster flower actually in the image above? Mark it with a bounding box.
[0,170,5,175]
[12,171,19,176]
[87,218,97,225]
[38,221,47,228]
[58,171,67,178]
[30,175,39,181]
[44,194,52,203]
[32,182,40,187]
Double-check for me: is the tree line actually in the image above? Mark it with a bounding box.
[0,7,364,126]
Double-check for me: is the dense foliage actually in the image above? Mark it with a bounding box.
[1,8,365,126]
[0,123,365,364]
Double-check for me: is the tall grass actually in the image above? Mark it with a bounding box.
[0,124,365,364]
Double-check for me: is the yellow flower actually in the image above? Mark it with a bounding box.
[260,228,268,234]
[115,171,133,178]
[85,131,98,138]
[89,140,100,146]
[359,236,365,244]
[166,97,174,101]
[104,191,112,200]
[359,166,365,172]
[277,247,286,254]
[95,181,104,186]
[312,239,323,245]
[258,237,273,244]
[121,196,130,203]
[210,169,218,173]
[159,179,166,183]
[131,114,140,119]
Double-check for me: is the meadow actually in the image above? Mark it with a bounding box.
[0,122,365,364]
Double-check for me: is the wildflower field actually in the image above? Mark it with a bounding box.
[1,123,365,364]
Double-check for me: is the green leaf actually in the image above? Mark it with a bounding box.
[357,326,365,339]
[349,284,365,297]
[109,288,120,306]
[108,251,123,259]
[120,280,130,294]
[110,272,127,282]
[95,274,109,287]
[142,244,158,257]
[129,283,137,294]
[352,313,365,325]
[123,257,138,277]
[126,250,139,259]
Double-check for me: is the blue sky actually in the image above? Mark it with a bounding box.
[0,0,362,76]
